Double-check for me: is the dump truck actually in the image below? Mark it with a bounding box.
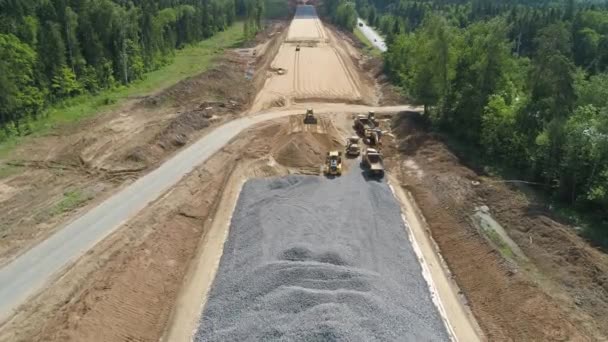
[362,148,384,177]
[354,114,373,134]
[365,127,382,146]
[354,111,377,134]
[303,108,317,124]
[346,136,361,156]
[324,151,343,176]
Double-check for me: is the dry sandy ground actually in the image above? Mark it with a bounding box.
[286,12,327,42]
[251,6,373,111]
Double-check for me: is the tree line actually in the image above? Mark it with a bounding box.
[327,0,608,244]
[321,0,359,30]
[0,0,265,137]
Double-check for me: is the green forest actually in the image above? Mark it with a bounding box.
[0,0,266,137]
[325,0,608,245]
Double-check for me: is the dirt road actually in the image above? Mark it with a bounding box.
[0,105,414,322]
[251,6,368,111]
[287,6,327,42]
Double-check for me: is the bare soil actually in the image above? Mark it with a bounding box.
[381,112,608,341]
[250,7,376,111]
[272,116,343,173]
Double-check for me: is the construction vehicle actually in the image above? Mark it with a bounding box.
[303,108,317,124]
[346,136,361,156]
[367,111,378,126]
[354,114,372,134]
[324,151,343,176]
[365,127,382,146]
[361,148,385,178]
[354,111,377,134]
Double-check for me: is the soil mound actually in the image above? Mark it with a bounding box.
[273,132,339,168]
[271,116,343,171]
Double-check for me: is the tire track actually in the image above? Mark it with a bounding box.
[331,46,360,99]
[293,48,300,93]
[313,18,324,41]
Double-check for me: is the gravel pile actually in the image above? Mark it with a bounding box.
[196,170,450,341]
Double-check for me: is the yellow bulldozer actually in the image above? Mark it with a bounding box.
[303,108,317,124]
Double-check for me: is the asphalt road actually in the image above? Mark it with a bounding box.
[357,18,387,52]
[0,104,414,321]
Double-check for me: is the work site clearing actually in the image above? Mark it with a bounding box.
[0,3,607,342]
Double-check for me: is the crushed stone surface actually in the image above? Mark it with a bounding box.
[196,170,450,341]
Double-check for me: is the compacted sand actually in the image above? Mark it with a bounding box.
[286,6,327,42]
[251,5,363,111]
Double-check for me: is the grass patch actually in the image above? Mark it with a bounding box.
[0,22,245,158]
[49,189,93,217]
[481,226,515,259]
[354,27,382,57]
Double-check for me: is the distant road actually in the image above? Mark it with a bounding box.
[357,18,387,52]
[0,104,416,322]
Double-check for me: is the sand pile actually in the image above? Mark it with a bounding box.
[273,132,340,168]
[270,116,343,171]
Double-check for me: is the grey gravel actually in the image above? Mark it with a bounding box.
[196,170,450,341]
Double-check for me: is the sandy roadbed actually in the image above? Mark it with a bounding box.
[251,5,368,111]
